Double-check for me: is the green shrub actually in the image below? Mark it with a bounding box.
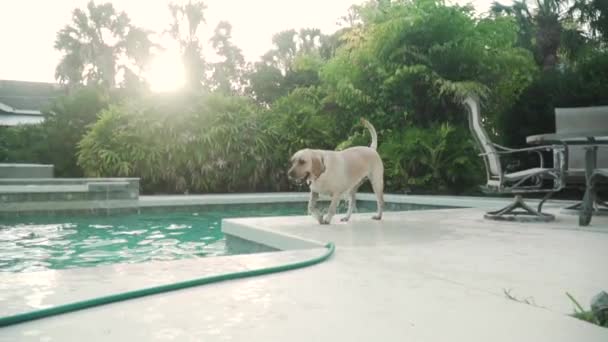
[43,87,110,176]
[0,125,50,164]
[378,123,482,194]
[78,93,275,193]
[260,86,354,190]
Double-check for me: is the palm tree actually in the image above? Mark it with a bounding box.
[492,0,583,69]
[168,0,208,90]
[536,0,569,69]
[264,30,299,75]
[54,1,154,88]
[209,21,246,94]
[297,28,323,54]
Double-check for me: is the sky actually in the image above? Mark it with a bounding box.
[0,0,502,90]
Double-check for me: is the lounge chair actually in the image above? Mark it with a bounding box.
[462,96,566,222]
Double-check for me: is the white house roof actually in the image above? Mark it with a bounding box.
[0,80,64,126]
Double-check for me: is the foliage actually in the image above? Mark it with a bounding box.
[70,0,535,194]
[24,0,607,196]
[566,292,607,328]
[321,0,536,132]
[314,0,535,193]
[334,122,482,194]
[491,0,606,69]
[246,63,286,105]
[75,105,139,178]
[569,0,608,42]
[78,93,274,193]
[257,86,348,190]
[377,123,482,193]
[168,0,208,90]
[43,87,110,176]
[0,87,109,176]
[246,28,333,105]
[209,21,246,94]
[54,0,154,89]
[500,49,608,148]
[264,87,336,154]
[0,125,50,164]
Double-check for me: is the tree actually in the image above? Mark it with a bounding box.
[247,28,331,104]
[54,1,154,89]
[336,5,362,28]
[491,0,589,69]
[321,0,535,129]
[569,0,608,42]
[209,21,246,94]
[168,0,208,91]
[491,1,536,53]
[500,49,608,148]
[263,30,299,75]
[45,87,110,176]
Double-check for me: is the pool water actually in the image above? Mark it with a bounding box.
[0,201,449,272]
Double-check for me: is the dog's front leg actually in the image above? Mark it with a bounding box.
[308,192,323,224]
[321,193,341,225]
[340,190,357,222]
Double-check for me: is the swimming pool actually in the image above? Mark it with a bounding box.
[0,201,451,273]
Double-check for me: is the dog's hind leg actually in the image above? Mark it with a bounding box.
[370,173,384,220]
[341,180,364,222]
[340,190,357,222]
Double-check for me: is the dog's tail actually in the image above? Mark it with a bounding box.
[360,118,378,150]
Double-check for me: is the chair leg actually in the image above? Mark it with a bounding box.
[561,197,608,216]
[537,192,554,213]
[580,146,600,226]
[579,186,595,226]
[485,195,555,222]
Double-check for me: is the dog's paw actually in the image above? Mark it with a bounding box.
[371,215,382,220]
[340,216,351,222]
[319,215,332,225]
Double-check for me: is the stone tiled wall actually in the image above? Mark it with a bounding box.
[0,178,140,218]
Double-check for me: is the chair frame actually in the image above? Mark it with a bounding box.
[462,96,567,222]
[580,148,608,225]
[553,106,608,217]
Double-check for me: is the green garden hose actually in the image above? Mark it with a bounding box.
[0,242,335,328]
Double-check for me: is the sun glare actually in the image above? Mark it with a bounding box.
[146,51,185,92]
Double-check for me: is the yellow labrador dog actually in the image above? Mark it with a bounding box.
[287,118,384,224]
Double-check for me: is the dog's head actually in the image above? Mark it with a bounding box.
[287,149,325,183]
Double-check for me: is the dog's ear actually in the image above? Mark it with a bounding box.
[311,154,325,179]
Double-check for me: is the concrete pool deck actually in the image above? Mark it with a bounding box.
[1,194,607,341]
